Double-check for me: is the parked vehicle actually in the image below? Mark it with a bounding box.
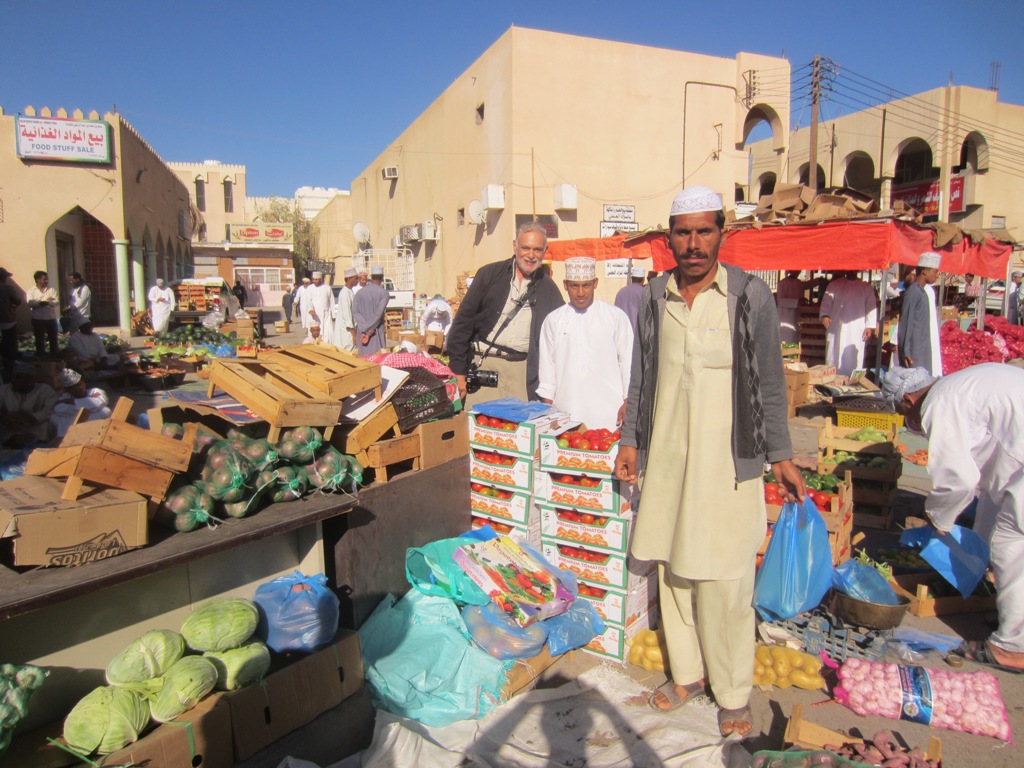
[170,278,242,327]
[985,280,1006,314]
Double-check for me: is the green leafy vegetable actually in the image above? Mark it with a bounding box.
[147,656,218,723]
[105,630,186,685]
[63,686,150,755]
[181,597,259,652]
[204,642,271,691]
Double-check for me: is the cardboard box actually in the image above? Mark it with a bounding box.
[470,484,533,525]
[470,452,535,492]
[538,433,618,477]
[541,539,656,594]
[0,476,147,567]
[578,578,658,627]
[469,408,574,458]
[452,535,574,626]
[424,329,445,350]
[807,365,837,385]
[582,606,659,661]
[224,629,362,761]
[537,501,634,554]
[469,509,542,548]
[784,367,810,392]
[100,692,233,768]
[536,471,629,515]
[415,412,468,469]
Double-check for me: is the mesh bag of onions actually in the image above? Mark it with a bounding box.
[836,658,1012,741]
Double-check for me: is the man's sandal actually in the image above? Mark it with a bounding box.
[718,704,753,737]
[648,679,706,712]
[954,639,1024,674]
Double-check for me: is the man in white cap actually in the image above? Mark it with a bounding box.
[332,268,359,351]
[614,265,646,335]
[51,367,111,438]
[897,252,943,375]
[147,278,175,334]
[883,364,1024,673]
[418,293,454,348]
[820,270,878,376]
[294,277,311,329]
[302,322,327,346]
[352,266,390,354]
[447,221,564,403]
[353,269,369,296]
[537,257,633,430]
[615,186,804,737]
[68,322,120,371]
[304,272,335,340]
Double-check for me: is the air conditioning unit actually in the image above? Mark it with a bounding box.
[553,184,578,211]
[420,220,439,241]
[381,166,399,181]
[391,234,405,248]
[482,184,505,210]
[400,224,420,243]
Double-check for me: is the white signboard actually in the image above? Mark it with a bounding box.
[600,220,640,238]
[603,204,636,223]
[16,117,111,163]
[604,259,632,278]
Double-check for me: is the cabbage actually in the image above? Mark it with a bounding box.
[204,642,271,690]
[1,663,48,755]
[105,629,185,684]
[63,686,150,755]
[148,656,218,723]
[181,597,259,652]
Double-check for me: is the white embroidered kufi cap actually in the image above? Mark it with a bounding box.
[371,266,384,277]
[882,366,936,402]
[311,271,323,279]
[564,257,597,281]
[670,186,723,216]
[917,252,941,269]
[631,266,646,278]
[344,268,358,278]
[58,368,82,387]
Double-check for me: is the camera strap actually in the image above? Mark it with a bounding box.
[477,279,537,366]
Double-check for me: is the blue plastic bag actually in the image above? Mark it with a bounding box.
[462,602,548,660]
[469,398,553,423]
[406,536,491,605]
[900,524,990,597]
[253,571,340,653]
[832,560,900,605]
[754,497,834,621]
[544,598,606,656]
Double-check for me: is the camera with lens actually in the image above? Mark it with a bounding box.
[465,362,499,394]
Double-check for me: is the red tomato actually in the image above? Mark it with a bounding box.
[764,483,780,497]
[471,482,483,493]
[577,439,592,450]
[568,433,584,448]
[559,474,576,485]
[597,440,613,452]
[765,492,783,506]
[488,417,504,429]
[580,513,596,525]
[812,491,831,507]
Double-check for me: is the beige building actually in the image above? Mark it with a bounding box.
[169,160,295,306]
[351,27,790,302]
[749,85,1024,242]
[0,106,193,332]
[310,192,356,275]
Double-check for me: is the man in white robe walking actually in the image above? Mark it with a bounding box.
[295,277,312,329]
[820,271,878,376]
[148,278,174,334]
[536,257,632,431]
[304,272,335,341]
[332,268,358,351]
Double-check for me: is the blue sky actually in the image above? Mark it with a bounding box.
[4,1,1021,197]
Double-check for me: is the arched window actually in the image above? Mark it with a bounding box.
[223,179,234,213]
[195,178,206,212]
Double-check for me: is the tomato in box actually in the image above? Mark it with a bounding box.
[539,428,620,478]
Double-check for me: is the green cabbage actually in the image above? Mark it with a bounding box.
[63,686,150,755]
[1,663,48,755]
[180,597,259,652]
[204,641,271,690]
[105,629,185,684]
[148,656,218,723]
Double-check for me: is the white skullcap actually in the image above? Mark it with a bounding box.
[301,276,311,283]
[917,252,941,269]
[670,186,723,216]
[564,257,597,281]
[344,268,357,278]
[882,366,936,403]
[370,266,384,276]
[631,265,646,278]
[155,278,165,286]
[311,271,323,279]
[309,322,321,329]
[1013,271,1023,278]
[58,368,82,387]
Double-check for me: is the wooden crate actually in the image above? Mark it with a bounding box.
[817,421,900,452]
[263,345,382,400]
[358,433,421,482]
[207,360,343,442]
[890,572,998,618]
[338,402,399,455]
[24,398,195,501]
[784,703,941,761]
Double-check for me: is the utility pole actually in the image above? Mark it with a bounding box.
[808,56,821,192]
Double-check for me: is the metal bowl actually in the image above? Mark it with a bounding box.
[830,590,910,630]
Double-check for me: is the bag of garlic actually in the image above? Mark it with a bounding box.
[835,658,1012,741]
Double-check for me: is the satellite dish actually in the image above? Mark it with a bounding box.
[468,200,486,225]
[352,222,371,244]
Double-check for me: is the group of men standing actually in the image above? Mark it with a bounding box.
[286,267,390,355]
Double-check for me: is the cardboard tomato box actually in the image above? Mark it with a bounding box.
[453,535,573,627]
[470,482,533,525]
[536,501,633,554]
[577,577,658,628]
[469,509,542,548]
[541,539,655,593]
[536,471,629,515]
[581,606,659,661]
[469,408,575,458]
[470,451,535,492]
[538,433,618,478]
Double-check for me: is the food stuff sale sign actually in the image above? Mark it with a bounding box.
[16,116,111,163]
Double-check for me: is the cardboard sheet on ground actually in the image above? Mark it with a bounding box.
[279,665,749,768]
[167,387,263,425]
[340,365,409,422]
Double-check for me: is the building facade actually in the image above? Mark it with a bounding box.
[169,160,295,307]
[350,27,790,302]
[0,106,193,332]
[749,85,1024,242]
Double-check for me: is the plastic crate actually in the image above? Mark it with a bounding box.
[836,409,904,431]
[393,366,454,432]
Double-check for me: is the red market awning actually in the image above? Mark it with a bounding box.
[546,219,1012,279]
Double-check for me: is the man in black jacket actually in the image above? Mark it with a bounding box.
[448,222,564,403]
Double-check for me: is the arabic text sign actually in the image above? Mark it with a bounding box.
[16,117,111,163]
[603,204,636,223]
[891,176,965,215]
[599,220,639,238]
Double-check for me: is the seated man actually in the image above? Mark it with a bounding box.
[51,367,111,438]
[67,322,120,370]
[0,362,57,448]
[302,323,328,346]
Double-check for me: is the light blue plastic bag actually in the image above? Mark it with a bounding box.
[899,524,989,597]
[754,497,834,621]
[406,536,491,605]
[253,570,340,653]
[470,397,553,423]
[544,598,606,656]
[832,560,900,605]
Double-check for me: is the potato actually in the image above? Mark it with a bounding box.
[755,645,773,666]
[788,669,826,690]
[644,646,663,664]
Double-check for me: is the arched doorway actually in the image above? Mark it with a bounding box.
[741,103,786,206]
[842,152,879,197]
[44,208,119,326]
[797,163,826,189]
